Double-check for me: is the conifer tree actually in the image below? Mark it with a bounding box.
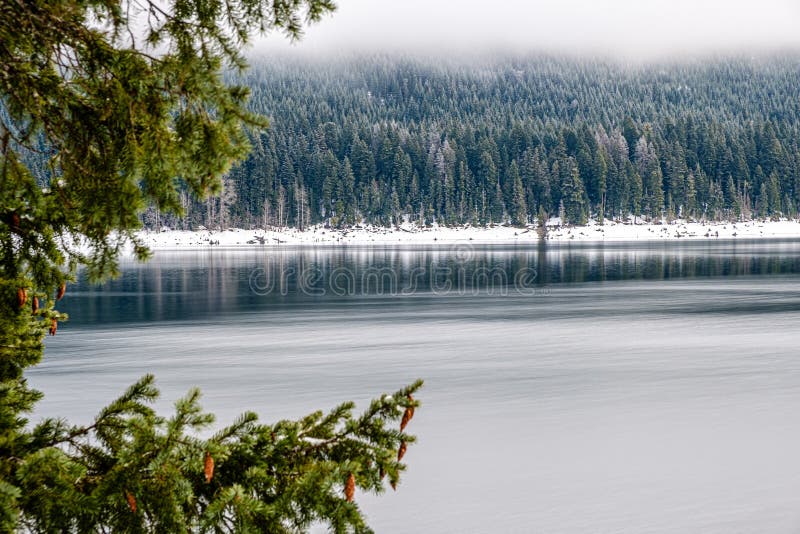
[561,164,589,225]
[767,171,781,218]
[684,171,697,220]
[758,182,770,218]
[508,161,528,226]
[537,207,548,239]
[0,1,423,531]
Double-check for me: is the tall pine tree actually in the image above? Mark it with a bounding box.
[0,1,423,531]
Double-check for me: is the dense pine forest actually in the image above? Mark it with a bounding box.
[156,55,800,228]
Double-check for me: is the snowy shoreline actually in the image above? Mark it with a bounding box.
[135,219,800,250]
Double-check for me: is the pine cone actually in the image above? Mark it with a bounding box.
[400,406,414,432]
[49,319,57,336]
[31,296,39,314]
[397,441,407,461]
[56,282,66,301]
[379,467,386,480]
[126,491,137,513]
[402,394,415,429]
[390,479,397,491]
[17,288,27,309]
[344,472,355,502]
[204,451,214,483]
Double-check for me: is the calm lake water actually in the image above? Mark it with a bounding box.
[28,240,800,533]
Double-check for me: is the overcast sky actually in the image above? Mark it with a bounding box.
[256,0,800,57]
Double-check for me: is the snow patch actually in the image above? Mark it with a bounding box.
[132,219,800,251]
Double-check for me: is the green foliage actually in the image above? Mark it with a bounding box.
[1,0,425,531]
[507,161,527,226]
[16,375,422,533]
[562,164,588,226]
[1,0,334,282]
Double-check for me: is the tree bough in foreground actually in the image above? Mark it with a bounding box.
[0,0,423,531]
[18,375,422,532]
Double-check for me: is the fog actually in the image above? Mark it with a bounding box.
[255,0,800,58]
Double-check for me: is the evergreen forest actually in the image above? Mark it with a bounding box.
[33,55,800,229]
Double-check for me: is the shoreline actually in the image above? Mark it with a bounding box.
[135,219,800,249]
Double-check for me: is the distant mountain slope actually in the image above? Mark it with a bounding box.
[145,55,800,228]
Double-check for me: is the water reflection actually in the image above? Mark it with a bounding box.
[62,240,800,326]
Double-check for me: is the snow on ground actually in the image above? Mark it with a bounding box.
[545,218,800,242]
[134,219,800,250]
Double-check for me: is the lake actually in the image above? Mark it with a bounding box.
[28,240,800,533]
